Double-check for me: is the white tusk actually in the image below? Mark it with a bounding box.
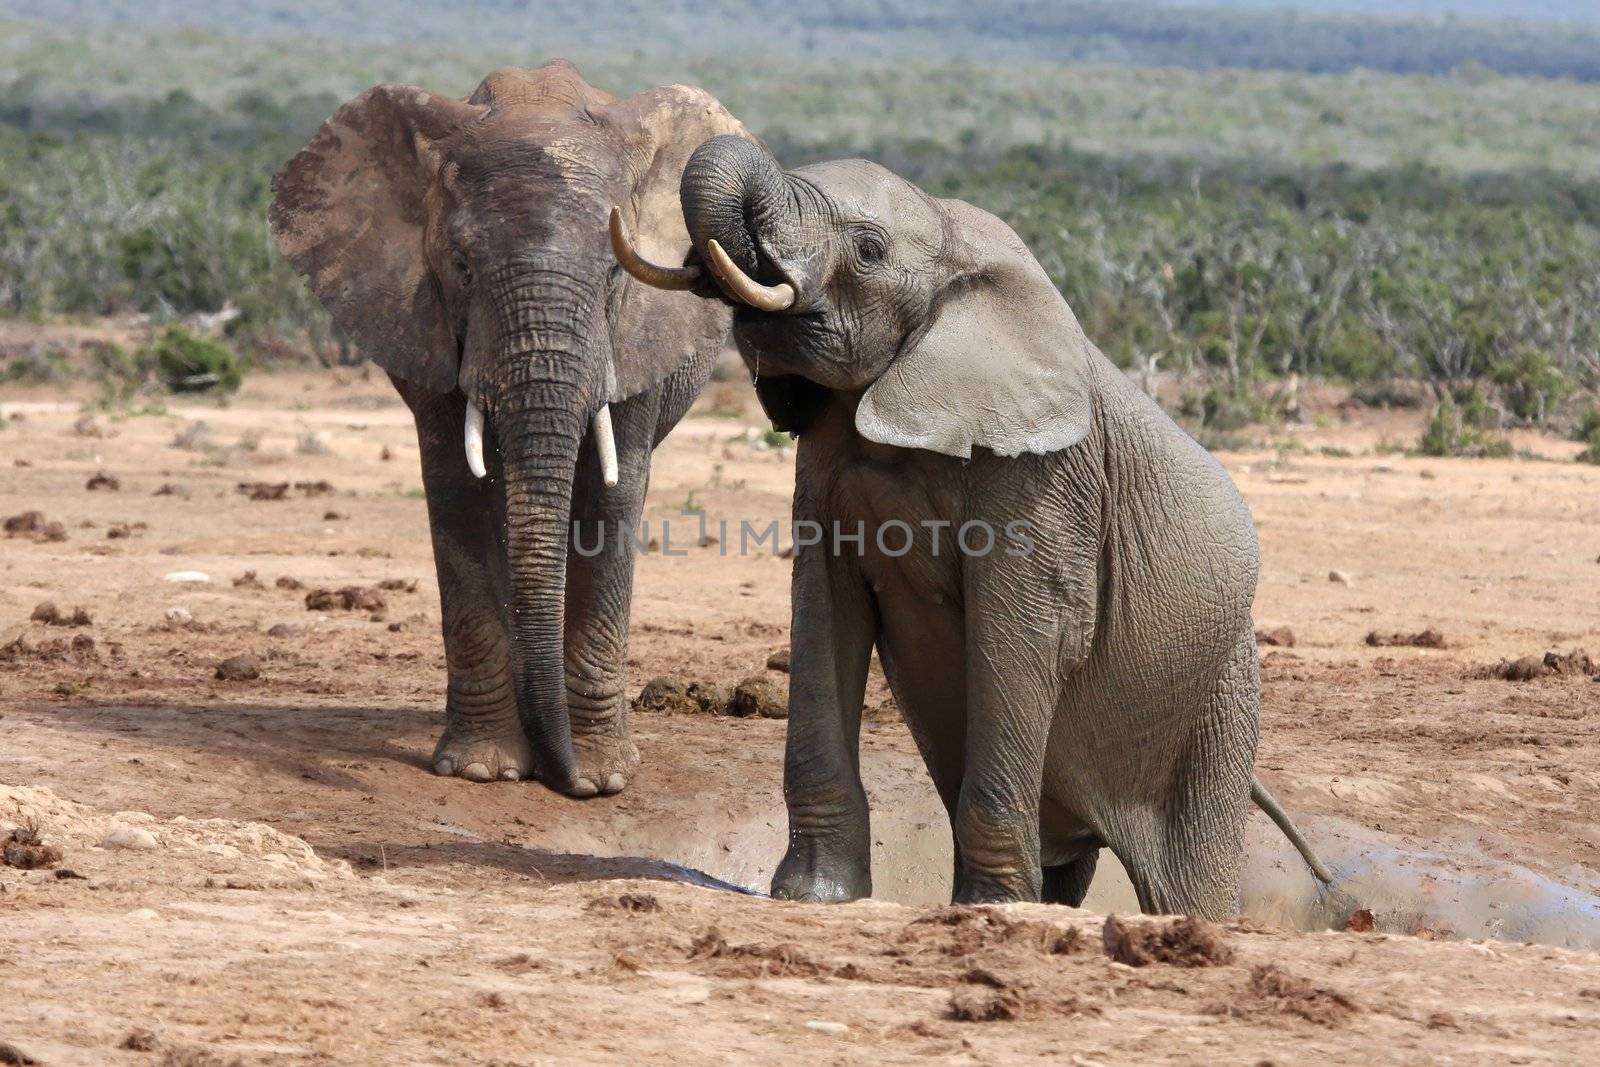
[592,404,619,488]
[464,401,487,479]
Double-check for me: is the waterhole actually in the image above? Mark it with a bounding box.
[531,773,1600,951]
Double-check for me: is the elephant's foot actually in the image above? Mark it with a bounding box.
[431,728,533,783]
[771,838,871,903]
[565,729,639,798]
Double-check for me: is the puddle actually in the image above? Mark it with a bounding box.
[533,773,1600,950]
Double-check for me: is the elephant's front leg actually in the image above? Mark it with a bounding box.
[560,395,653,796]
[771,537,877,902]
[403,381,530,783]
[951,551,1077,904]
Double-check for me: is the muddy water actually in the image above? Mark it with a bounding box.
[518,771,1600,951]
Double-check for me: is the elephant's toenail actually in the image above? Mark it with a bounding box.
[500,768,520,782]
[569,778,599,798]
[433,759,455,777]
[603,773,626,793]
[462,762,492,782]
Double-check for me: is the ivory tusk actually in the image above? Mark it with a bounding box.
[464,401,487,479]
[609,207,701,290]
[704,239,795,311]
[592,403,619,488]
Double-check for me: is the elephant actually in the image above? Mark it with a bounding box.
[613,135,1335,913]
[270,62,754,797]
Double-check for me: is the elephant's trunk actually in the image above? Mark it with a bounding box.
[681,135,800,291]
[484,271,612,790]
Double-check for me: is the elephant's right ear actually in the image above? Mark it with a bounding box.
[855,201,1096,460]
[270,85,487,393]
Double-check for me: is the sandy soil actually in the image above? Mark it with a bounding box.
[1,356,1598,1064]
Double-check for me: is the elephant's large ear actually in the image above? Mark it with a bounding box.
[270,85,487,393]
[855,202,1096,460]
[601,86,755,401]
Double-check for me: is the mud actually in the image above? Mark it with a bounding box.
[1102,915,1235,967]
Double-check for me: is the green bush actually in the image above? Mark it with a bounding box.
[1492,348,1570,423]
[1569,405,1600,444]
[140,327,243,393]
[1418,397,1513,458]
[1574,405,1600,464]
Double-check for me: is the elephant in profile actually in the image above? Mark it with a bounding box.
[271,62,754,796]
[615,136,1334,913]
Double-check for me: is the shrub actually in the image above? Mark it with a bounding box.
[1491,348,1569,423]
[140,327,243,393]
[1418,397,1513,458]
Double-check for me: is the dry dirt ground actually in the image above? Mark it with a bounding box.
[2,353,1598,1064]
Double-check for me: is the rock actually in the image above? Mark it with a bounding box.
[1255,626,1296,648]
[305,586,386,612]
[236,481,290,501]
[765,647,792,673]
[266,623,294,638]
[124,908,161,920]
[85,470,120,491]
[165,607,194,625]
[1328,570,1352,586]
[30,601,90,627]
[803,1021,849,1036]
[163,570,211,584]
[1365,628,1446,649]
[102,826,159,851]
[215,655,260,681]
[730,674,787,719]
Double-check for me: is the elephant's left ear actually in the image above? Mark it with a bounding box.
[600,86,757,401]
[856,201,1097,460]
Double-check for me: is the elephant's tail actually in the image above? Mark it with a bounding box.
[1251,778,1335,885]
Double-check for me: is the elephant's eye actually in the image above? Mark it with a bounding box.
[856,233,887,265]
[452,251,473,284]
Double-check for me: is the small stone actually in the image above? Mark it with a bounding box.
[124,908,161,920]
[85,470,120,491]
[765,647,792,673]
[215,655,260,681]
[804,1021,848,1036]
[102,826,159,851]
[163,570,211,584]
[165,607,193,625]
[1328,570,1352,586]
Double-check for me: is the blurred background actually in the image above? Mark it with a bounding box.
[3,0,1599,457]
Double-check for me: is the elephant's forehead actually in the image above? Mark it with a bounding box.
[796,161,934,229]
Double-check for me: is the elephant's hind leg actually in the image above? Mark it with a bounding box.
[1112,636,1259,918]
[402,379,531,783]
[1041,849,1099,907]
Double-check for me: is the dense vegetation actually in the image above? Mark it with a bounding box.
[2,4,1598,447]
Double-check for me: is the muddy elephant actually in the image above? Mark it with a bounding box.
[270,62,754,796]
[615,136,1334,913]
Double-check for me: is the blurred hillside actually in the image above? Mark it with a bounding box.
[8,0,1600,78]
